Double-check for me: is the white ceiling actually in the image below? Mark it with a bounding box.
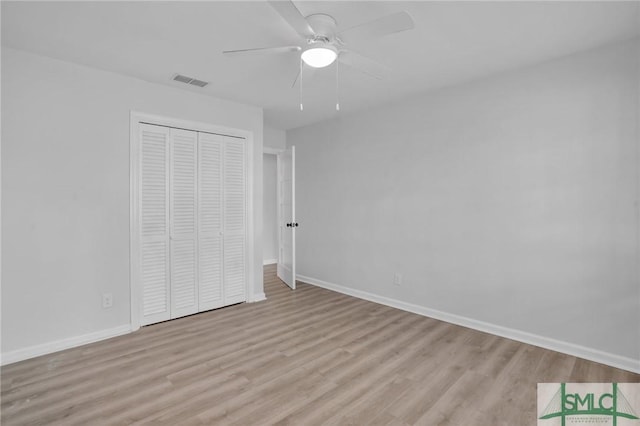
[2,1,638,130]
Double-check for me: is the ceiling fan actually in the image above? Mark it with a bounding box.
[223,1,414,91]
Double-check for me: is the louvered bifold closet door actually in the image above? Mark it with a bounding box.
[169,128,199,319]
[223,137,247,305]
[139,124,171,326]
[198,133,224,311]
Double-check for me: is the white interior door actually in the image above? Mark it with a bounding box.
[139,124,171,326]
[169,128,199,319]
[277,146,296,289]
[223,137,247,304]
[198,133,224,311]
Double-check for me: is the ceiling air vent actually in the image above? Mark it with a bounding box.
[189,79,208,88]
[172,74,209,88]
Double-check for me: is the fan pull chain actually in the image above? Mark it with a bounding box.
[336,58,340,111]
[299,58,304,111]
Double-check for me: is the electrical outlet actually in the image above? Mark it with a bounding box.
[102,293,113,309]
[394,273,402,286]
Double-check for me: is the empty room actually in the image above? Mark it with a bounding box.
[1,1,639,425]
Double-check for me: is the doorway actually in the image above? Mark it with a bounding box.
[263,153,278,266]
[263,146,296,293]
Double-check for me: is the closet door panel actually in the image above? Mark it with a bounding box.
[141,241,169,320]
[139,124,170,325]
[224,138,246,234]
[170,240,197,313]
[171,129,198,237]
[223,137,247,304]
[198,133,224,310]
[170,129,198,319]
[199,237,223,309]
[223,234,245,304]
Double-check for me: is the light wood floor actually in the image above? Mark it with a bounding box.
[2,265,639,425]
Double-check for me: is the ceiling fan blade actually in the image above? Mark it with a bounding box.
[336,11,414,44]
[338,50,389,80]
[223,45,301,57]
[268,0,316,39]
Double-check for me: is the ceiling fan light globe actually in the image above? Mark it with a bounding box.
[301,47,337,68]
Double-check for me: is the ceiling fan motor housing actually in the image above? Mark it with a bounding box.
[306,13,338,43]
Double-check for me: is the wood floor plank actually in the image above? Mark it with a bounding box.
[2,264,638,425]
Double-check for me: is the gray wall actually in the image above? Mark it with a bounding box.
[288,39,639,363]
[2,48,264,357]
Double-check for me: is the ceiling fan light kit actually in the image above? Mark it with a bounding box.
[301,45,337,68]
[223,1,415,110]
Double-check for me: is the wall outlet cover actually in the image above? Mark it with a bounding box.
[102,293,113,309]
[394,273,402,286]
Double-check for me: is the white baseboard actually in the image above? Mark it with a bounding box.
[1,324,132,366]
[250,292,267,303]
[297,274,640,374]
[263,259,277,265]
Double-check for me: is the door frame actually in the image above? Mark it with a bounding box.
[263,148,283,268]
[129,111,255,331]
[263,147,284,155]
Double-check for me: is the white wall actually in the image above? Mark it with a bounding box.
[1,48,264,359]
[263,154,278,264]
[289,39,640,369]
[264,125,286,151]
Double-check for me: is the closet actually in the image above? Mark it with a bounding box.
[136,122,247,326]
